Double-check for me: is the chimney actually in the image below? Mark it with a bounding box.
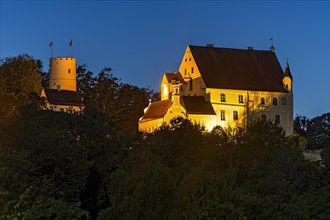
[206,44,214,47]
[247,46,254,50]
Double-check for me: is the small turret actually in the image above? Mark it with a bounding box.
[283,59,293,93]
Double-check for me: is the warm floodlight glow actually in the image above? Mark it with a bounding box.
[162,84,168,99]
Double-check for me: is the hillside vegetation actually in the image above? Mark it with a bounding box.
[1,55,329,219]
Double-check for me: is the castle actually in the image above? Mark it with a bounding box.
[41,57,84,112]
[138,45,293,134]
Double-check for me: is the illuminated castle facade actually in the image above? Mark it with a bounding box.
[139,45,293,134]
[41,57,84,112]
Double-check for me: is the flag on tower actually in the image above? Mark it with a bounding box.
[69,40,73,48]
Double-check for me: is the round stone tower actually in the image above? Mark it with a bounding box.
[49,57,76,91]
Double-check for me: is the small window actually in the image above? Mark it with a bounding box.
[189,58,191,61]
[68,68,71,73]
[184,69,187,75]
[189,80,193,91]
[238,95,243,103]
[221,110,226,121]
[60,108,64,112]
[233,110,238,120]
[285,84,288,89]
[273,97,278,105]
[281,98,287,105]
[261,97,265,105]
[221,93,226,102]
[275,115,280,124]
[191,67,194,74]
[261,114,266,121]
[185,58,187,62]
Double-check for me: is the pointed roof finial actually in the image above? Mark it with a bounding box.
[270,38,275,52]
[284,58,292,79]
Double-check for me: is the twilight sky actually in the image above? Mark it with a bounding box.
[1,1,329,118]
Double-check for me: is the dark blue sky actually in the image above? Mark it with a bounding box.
[1,1,329,118]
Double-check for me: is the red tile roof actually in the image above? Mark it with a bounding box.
[44,89,84,106]
[164,72,184,83]
[189,45,288,92]
[181,96,216,115]
[140,100,172,121]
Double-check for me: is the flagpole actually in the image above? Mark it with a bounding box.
[49,40,54,58]
[69,40,73,58]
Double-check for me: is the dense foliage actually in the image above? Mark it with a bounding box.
[1,55,329,219]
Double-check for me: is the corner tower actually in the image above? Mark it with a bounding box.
[283,59,293,93]
[49,57,76,91]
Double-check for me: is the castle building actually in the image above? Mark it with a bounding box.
[41,57,84,112]
[139,45,293,134]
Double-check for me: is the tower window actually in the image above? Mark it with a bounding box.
[221,110,226,121]
[285,84,288,89]
[281,98,287,105]
[272,97,278,106]
[275,115,280,124]
[68,69,71,73]
[233,110,238,120]
[261,97,265,105]
[238,95,243,103]
[221,93,226,102]
[191,67,194,74]
[189,80,193,91]
[184,69,187,75]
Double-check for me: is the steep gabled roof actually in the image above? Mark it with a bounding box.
[140,100,172,121]
[189,45,288,92]
[164,72,185,83]
[181,96,216,115]
[44,89,84,106]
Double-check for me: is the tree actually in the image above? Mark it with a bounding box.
[0,54,42,118]
[307,113,330,149]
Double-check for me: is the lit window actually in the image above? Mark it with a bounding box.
[261,97,265,105]
[281,98,287,105]
[221,93,226,102]
[273,97,278,105]
[238,95,243,103]
[275,115,280,124]
[191,67,194,74]
[68,69,71,73]
[261,114,266,121]
[60,108,64,112]
[233,110,238,120]
[221,110,226,121]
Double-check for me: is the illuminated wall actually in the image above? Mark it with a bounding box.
[178,47,206,97]
[49,57,77,91]
[142,46,293,135]
[139,118,164,133]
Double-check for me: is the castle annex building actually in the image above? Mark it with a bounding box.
[139,45,293,134]
[41,57,84,112]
